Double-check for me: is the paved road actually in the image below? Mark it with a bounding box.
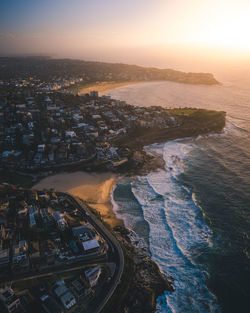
[3,192,124,313]
[63,192,124,313]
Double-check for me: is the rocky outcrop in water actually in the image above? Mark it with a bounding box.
[109,226,174,313]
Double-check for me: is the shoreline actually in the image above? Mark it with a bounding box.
[78,77,220,96]
[33,171,124,228]
[78,81,153,95]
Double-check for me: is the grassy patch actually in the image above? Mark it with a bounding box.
[167,108,198,115]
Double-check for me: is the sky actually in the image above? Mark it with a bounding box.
[1,0,250,73]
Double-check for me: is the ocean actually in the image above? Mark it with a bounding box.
[107,79,250,313]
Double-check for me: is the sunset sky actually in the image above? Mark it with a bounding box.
[1,0,250,72]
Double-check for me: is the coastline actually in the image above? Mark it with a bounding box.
[33,171,124,228]
[32,170,174,313]
[78,81,149,95]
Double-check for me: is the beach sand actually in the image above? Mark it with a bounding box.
[33,171,123,228]
[79,81,144,95]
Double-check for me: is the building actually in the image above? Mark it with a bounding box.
[72,225,95,240]
[37,144,46,152]
[29,241,41,268]
[40,294,63,313]
[12,240,28,262]
[53,211,66,230]
[0,288,21,313]
[69,241,79,254]
[71,276,90,300]
[0,248,9,271]
[60,292,76,310]
[90,90,98,97]
[54,281,76,310]
[29,206,38,227]
[12,240,29,272]
[41,208,54,228]
[82,239,100,254]
[84,266,101,287]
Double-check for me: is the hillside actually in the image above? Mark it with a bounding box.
[0,57,219,85]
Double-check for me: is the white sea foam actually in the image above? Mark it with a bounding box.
[108,78,250,313]
[129,140,220,313]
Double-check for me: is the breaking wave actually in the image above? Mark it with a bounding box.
[130,141,220,313]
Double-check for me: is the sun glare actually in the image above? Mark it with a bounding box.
[194,2,250,52]
[207,18,250,51]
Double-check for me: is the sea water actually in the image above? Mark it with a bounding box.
[108,79,250,313]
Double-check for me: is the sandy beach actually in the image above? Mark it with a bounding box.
[78,81,145,95]
[33,171,123,228]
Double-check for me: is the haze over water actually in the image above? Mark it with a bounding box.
[108,73,250,313]
[2,1,250,312]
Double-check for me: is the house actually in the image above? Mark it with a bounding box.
[69,241,79,254]
[41,208,54,228]
[2,151,15,159]
[22,133,34,145]
[17,205,28,220]
[72,225,95,243]
[56,144,68,161]
[48,151,55,162]
[29,206,38,228]
[101,95,111,100]
[37,144,46,153]
[53,211,66,230]
[76,143,86,156]
[44,240,57,265]
[54,281,76,310]
[0,248,9,271]
[84,266,101,287]
[92,114,102,120]
[15,104,26,111]
[50,137,61,144]
[29,241,41,267]
[82,239,100,254]
[34,153,42,164]
[71,276,91,300]
[60,292,76,310]
[0,288,21,313]
[90,91,98,97]
[72,225,94,238]
[12,241,29,272]
[40,294,63,313]
[65,131,76,138]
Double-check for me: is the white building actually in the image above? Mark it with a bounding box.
[65,131,76,138]
[82,239,100,253]
[37,144,46,152]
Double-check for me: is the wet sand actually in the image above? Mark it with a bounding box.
[79,81,145,95]
[33,171,123,228]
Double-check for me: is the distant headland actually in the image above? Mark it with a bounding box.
[0,56,220,90]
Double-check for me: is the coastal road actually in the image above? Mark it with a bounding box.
[3,193,124,313]
[62,192,124,313]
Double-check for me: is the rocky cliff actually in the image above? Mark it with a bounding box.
[104,226,174,313]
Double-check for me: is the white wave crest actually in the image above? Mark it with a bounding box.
[130,140,220,313]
